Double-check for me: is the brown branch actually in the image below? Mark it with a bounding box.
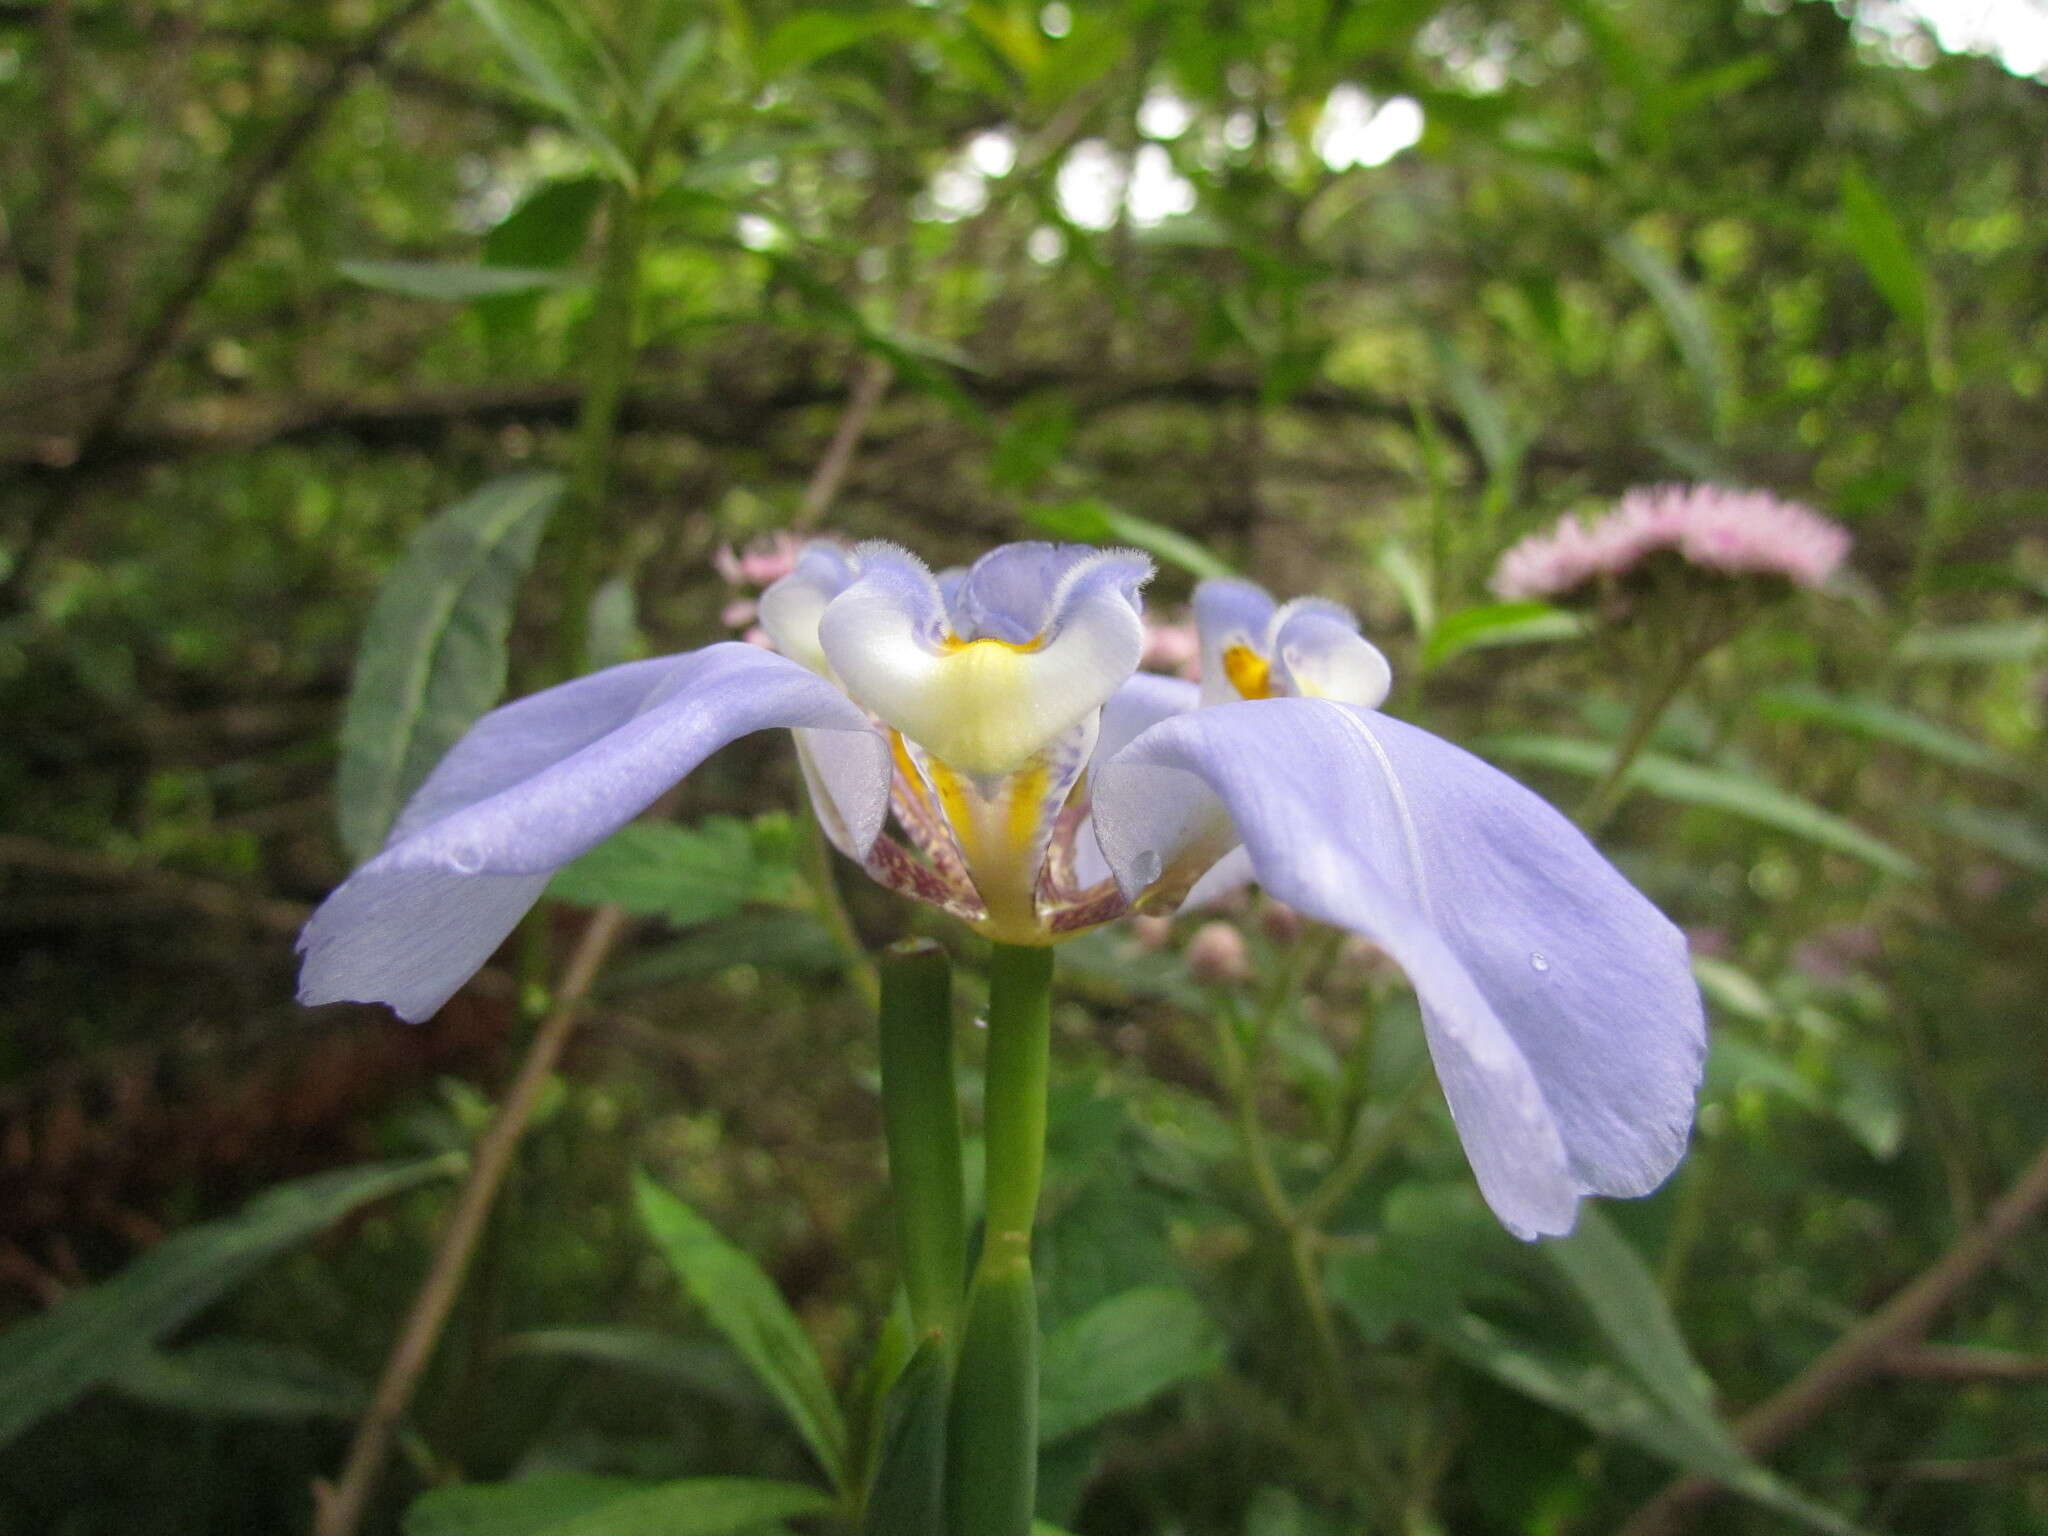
[1619,1132,2048,1535]
[1878,1343,2048,1383]
[794,353,892,527]
[0,834,310,934]
[4,368,1443,479]
[309,902,630,1536]
[1,0,443,606]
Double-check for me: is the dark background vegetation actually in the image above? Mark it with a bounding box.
[0,1,2043,1533]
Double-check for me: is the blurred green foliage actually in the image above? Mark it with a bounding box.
[1,0,2044,1533]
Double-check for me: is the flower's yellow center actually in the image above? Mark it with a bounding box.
[1223,643,1274,700]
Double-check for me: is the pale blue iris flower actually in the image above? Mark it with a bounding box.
[299,540,1704,1237]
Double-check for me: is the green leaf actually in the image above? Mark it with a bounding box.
[990,393,1077,494]
[1839,164,1928,332]
[597,912,843,992]
[1691,956,1777,1026]
[1422,601,1585,667]
[1431,1314,1866,1536]
[495,1327,772,1411]
[633,1175,849,1490]
[462,0,634,184]
[1915,804,2048,876]
[1609,232,1729,431]
[1481,735,1922,879]
[405,1475,832,1536]
[336,474,562,862]
[109,1338,366,1420]
[1427,333,1521,490]
[547,817,794,926]
[1025,498,1233,581]
[1896,617,2048,665]
[478,176,607,339]
[1539,1209,1722,1441]
[1375,539,1436,640]
[338,261,579,302]
[0,1157,456,1450]
[1036,1286,1225,1444]
[585,574,644,672]
[754,11,901,77]
[1324,1182,1527,1343]
[1753,683,2020,779]
[859,1336,950,1536]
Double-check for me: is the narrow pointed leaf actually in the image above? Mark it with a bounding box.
[633,1175,849,1491]
[336,474,563,861]
[0,1156,457,1449]
[1482,735,1922,878]
[404,1475,832,1536]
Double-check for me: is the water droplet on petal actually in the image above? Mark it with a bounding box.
[1130,849,1163,887]
[447,845,486,875]
[1529,952,1551,973]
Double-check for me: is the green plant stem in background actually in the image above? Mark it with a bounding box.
[553,178,648,681]
[1579,647,1699,834]
[946,943,1053,1536]
[877,941,966,1343]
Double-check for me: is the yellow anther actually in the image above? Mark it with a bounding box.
[1222,643,1274,700]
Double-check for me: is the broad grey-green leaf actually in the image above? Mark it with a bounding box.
[1896,617,2048,665]
[1432,1314,1866,1536]
[1037,1286,1225,1444]
[1427,332,1521,488]
[338,261,577,302]
[405,1475,831,1536]
[1375,538,1436,641]
[0,1156,457,1449]
[1423,601,1585,667]
[1753,683,2020,779]
[336,474,562,862]
[1915,804,2048,876]
[1481,735,1922,879]
[1539,1208,1722,1440]
[585,575,644,672]
[633,1175,849,1491]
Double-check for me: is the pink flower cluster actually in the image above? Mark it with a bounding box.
[1491,485,1850,602]
[713,533,806,642]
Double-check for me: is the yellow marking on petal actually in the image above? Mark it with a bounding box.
[939,633,1045,655]
[1222,643,1274,700]
[1006,760,1049,851]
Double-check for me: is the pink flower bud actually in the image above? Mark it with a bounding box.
[1186,921,1252,985]
[1259,900,1305,946]
[1129,914,1174,952]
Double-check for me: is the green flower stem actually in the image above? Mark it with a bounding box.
[554,175,648,681]
[878,940,967,1342]
[946,942,1055,1536]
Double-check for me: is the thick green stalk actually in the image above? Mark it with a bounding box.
[878,941,967,1342]
[946,942,1055,1536]
[554,177,648,680]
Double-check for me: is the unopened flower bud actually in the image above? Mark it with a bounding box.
[1129,914,1174,952]
[1259,900,1305,946]
[1186,921,1252,985]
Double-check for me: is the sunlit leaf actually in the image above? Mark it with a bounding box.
[1375,538,1436,640]
[462,0,634,184]
[0,1157,457,1450]
[1026,498,1234,580]
[404,1475,832,1536]
[1422,602,1584,667]
[633,1176,849,1490]
[1839,163,1928,332]
[336,474,562,862]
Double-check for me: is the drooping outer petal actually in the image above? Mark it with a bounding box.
[1092,699,1704,1237]
[300,643,890,1022]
